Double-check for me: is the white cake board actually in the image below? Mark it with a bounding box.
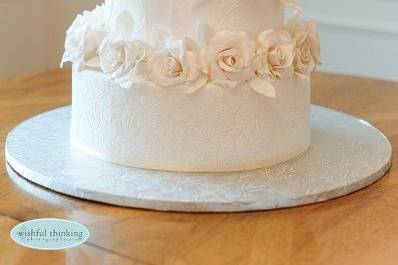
[5,106,392,212]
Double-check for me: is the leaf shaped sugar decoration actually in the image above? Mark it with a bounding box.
[104,0,146,36]
[197,23,216,46]
[183,75,208,94]
[114,10,135,38]
[248,78,276,98]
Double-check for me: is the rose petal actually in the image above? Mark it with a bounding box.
[258,29,275,45]
[85,56,101,68]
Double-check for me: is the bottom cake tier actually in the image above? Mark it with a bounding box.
[70,69,311,172]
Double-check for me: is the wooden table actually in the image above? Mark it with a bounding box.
[0,69,397,265]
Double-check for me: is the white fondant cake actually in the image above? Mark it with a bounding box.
[62,0,321,172]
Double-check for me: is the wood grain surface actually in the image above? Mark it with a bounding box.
[0,69,397,265]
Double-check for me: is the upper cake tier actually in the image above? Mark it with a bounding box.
[106,0,285,41]
[62,0,320,96]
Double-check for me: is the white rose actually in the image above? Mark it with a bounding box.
[198,24,256,89]
[61,5,105,70]
[292,45,315,79]
[148,37,207,94]
[256,30,294,80]
[98,10,149,88]
[287,16,321,78]
[248,30,294,97]
[99,37,148,88]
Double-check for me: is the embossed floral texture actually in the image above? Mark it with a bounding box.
[61,5,321,97]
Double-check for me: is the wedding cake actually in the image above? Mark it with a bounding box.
[61,0,321,172]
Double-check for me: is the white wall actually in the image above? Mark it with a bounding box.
[298,0,398,81]
[0,0,100,78]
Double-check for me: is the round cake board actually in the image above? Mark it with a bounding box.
[5,106,392,212]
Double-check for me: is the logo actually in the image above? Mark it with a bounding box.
[10,218,90,250]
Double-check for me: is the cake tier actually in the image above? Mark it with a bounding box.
[71,69,311,172]
[106,0,285,41]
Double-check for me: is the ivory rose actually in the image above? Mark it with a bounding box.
[98,10,149,88]
[61,5,105,70]
[287,16,321,78]
[99,37,148,88]
[148,37,207,93]
[256,30,294,80]
[248,30,294,97]
[198,24,256,89]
